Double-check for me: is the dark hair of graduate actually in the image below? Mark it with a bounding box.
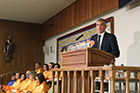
[49,62,55,68]
[21,73,26,80]
[54,63,61,68]
[36,73,46,84]
[36,62,41,65]
[43,64,49,71]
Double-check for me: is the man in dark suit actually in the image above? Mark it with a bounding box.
[89,18,120,58]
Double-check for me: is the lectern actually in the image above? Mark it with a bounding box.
[61,48,115,68]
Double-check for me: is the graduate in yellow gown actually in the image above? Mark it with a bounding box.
[35,62,43,74]
[43,64,50,80]
[54,63,62,80]
[24,71,37,92]
[32,73,49,93]
[46,62,54,81]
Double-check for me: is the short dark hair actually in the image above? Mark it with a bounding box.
[11,73,16,77]
[54,63,60,68]
[96,18,106,25]
[49,62,54,68]
[43,64,49,70]
[36,73,46,84]
[36,62,41,65]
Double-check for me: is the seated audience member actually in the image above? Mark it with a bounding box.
[24,71,37,91]
[54,63,62,80]
[35,62,43,74]
[43,64,49,80]
[15,72,21,80]
[49,62,54,70]
[32,73,49,93]
[25,70,31,79]
[7,73,16,86]
[54,63,60,69]
[47,62,55,81]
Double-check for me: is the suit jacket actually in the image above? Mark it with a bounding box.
[90,32,120,58]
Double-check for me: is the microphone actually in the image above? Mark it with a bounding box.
[75,34,83,41]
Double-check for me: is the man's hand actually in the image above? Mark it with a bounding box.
[87,40,95,47]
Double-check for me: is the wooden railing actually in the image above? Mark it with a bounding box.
[51,66,140,93]
[0,71,13,84]
[0,71,22,84]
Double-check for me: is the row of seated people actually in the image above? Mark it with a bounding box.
[0,62,61,93]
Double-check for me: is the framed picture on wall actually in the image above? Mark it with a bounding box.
[57,17,114,64]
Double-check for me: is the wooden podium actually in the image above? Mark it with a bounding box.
[61,48,115,68]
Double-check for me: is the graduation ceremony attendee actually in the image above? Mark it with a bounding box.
[35,62,43,74]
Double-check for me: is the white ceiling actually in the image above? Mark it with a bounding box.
[0,0,76,24]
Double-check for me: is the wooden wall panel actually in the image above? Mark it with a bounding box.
[69,3,74,28]
[42,0,118,40]
[91,0,100,17]
[74,0,80,25]
[0,20,43,74]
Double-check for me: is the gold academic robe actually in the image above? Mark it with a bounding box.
[43,71,51,80]
[31,81,49,93]
[46,71,52,80]
[15,80,37,93]
[24,80,37,92]
[19,79,31,90]
[54,72,62,80]
[6,79,23,92]
[35,67,43,74]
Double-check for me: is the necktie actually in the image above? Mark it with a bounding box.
[97,35,101,49]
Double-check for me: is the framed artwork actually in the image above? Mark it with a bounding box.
[57,17,114,63]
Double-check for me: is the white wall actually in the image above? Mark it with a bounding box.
[44,2,140,66]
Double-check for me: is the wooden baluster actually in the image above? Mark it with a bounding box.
[87,71,90,93]
[90,70,95,93]
[67,71,71,93]
[99,70,105,93]
[81,71,85,93]
[110,70,115,93]
[73,71,78,93]
[61,71,65,93]
[51,71,55,93]
[138,72,140,93]
[56,71,60,93]
[125,71,130,93]
[134,72,138,92]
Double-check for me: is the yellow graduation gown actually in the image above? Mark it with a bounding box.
[31,81,49,93]
[35,67,43,74]
[19,79,31,90]
[43,71,51,80]
[6,79,23,92]
[24,80,37,92]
